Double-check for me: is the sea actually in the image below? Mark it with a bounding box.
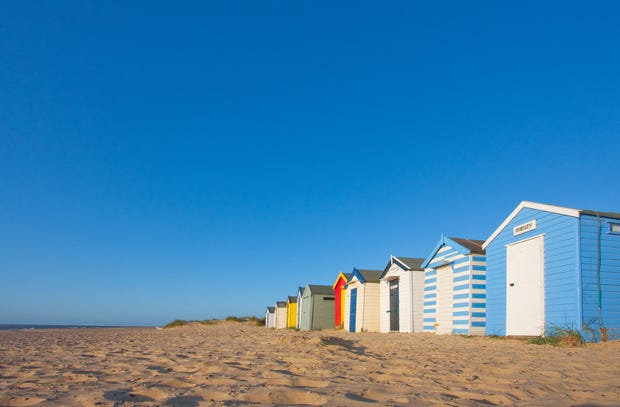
[0,324,129,331]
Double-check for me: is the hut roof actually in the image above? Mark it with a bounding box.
[483,201,620,249]
[276,301,287,308]
[287,296,297,303]
[353,268,383,283]
[306,285,334,295]
[450,237,485,254]
[381,256,425,278]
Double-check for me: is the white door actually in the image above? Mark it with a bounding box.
[436,265,453,334]
[506,235,545,335]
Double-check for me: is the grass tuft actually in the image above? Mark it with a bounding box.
[528,327,585,347]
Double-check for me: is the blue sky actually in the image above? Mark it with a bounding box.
[1,2,619,325]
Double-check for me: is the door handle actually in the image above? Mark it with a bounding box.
[509,283,515,287]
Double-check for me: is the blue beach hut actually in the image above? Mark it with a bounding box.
[421,236,487,335]
[483,201,620,341]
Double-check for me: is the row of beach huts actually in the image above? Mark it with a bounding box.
[265,201,620,342]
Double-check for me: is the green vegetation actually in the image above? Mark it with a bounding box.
[163,316,264,328]
[246,316,265,326]
[528,327,585,347]
[164,319,187,329]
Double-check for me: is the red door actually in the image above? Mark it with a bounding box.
[334,277,346,327]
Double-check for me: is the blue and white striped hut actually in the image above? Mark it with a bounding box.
[483,201,620,341]
[422,235,486,335]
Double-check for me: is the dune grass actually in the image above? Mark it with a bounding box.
[528,327,585,347]
[164,320,187,329]
[164,316,264,328]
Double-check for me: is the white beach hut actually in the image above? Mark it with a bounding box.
[379,256,425,333]
[265,306,276,329]
[275,301,287,329]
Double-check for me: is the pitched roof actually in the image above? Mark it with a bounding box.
[421,235,485,268]
[332,272,353,289]
[394,256,424,270]
[287,296,297,303]
[276,301,287,308]
[352,269,383,283]
[267,306,275,313]
[381,256,424,278]
[482,201,620,249]
[450,238,485,254]
[582,209,620,220]
[306,284,334,295]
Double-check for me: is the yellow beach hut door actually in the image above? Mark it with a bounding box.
[506,235,545,336]
[436,265,453,334]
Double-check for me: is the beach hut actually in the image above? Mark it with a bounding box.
[332,272,352,328]
[265,306,276,328]
[379,256,425,333]
[483,201,620,341]
[286,296,297,328]
[299,285,335,331]
[275,301,287,330]
[344,269,383,333]
[422,236,486,335]
[296,286,303,329]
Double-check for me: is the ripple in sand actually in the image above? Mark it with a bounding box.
[344,392,377,403]
[163,395,204,406]
[0,395,46,407]
[241,389,327,405]
[264,377,330,388]
[103,389,155,403]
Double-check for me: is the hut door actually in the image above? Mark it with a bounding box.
[506,235,545,336]
[349,288,357,332]
[389,279,400,331]
[436,265,453,334]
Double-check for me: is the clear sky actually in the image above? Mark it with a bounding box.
[1,2,619,326]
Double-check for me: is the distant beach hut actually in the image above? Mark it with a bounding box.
[379,256,425,333]
[483,201,620,341]
[332,272,352,328]
[344,269,383,333]
[275,301,287,330]
[422,236,486,335]
[299,285,335,331]
[286,296,297,328]
[265,306,276,328]
[296,286,303,330]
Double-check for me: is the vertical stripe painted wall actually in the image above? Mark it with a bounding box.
[580,214,620,341]
[423,239,486,335]
[485,208,580,336]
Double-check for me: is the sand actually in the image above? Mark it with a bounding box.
[0,322,619,406]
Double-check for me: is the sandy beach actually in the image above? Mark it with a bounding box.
[0,322,618,407]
